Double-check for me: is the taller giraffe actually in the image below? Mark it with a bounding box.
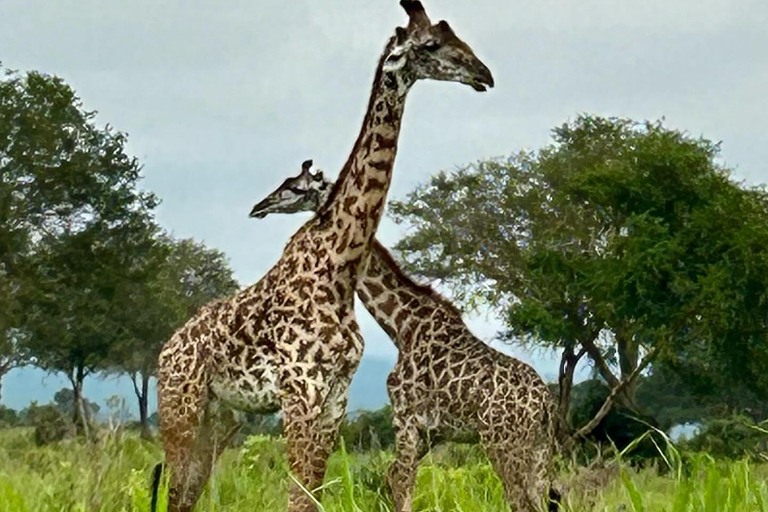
[252,161,561,512]
[154,2,494,512]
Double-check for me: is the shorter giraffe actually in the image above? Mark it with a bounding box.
[250,161,561,512]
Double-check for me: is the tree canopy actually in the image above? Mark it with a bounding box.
[0,65,238,436]
[390,115,768,428]
[108,234,239,436]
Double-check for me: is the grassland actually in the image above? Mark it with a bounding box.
[0,428,766,512]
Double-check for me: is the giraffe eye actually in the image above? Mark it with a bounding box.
[423,40,440,51]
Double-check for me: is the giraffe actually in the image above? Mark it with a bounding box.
[249,160,562,512]
[153,3,494,512]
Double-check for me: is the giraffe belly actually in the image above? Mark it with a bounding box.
[209,362,281,414]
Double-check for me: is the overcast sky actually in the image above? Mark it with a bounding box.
[2,0,767,380]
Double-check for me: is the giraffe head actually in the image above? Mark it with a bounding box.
[249,159,332,219]
[384,0,494,92]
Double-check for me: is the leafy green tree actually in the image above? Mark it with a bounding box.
[390,115,768,431]
[339,406,395,452]
[20,221,156,437]
[0,330,23,403]
[0,405,19,428]
[107,235,239,438]
[0,65,158,437]
[22,401,71,445]
[52,387,100,421]
[683,415,768,461]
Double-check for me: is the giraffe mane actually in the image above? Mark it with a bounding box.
[372,240,463,318]
[317,34,399,218]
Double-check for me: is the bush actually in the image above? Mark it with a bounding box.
[570,379,664,465]
[683,415,768,461]
[0,405,19,428]
[339,406,394,452]
[22,403,71,445]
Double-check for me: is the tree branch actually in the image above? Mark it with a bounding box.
[572,346,658,440]
[579,330,622,390]
[130,371,142,401]
[0,358,15,377]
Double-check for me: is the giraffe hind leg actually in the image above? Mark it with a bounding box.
[159,376,241,512]
[387,417,423,512]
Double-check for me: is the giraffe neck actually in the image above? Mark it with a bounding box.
[356,240,463,350]
[320,37,412,263]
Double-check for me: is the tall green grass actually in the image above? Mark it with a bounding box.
[0,427,765,511]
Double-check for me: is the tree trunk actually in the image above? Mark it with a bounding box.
[0,360,11,404]
[573,347,658,440]
[0,358,16,406]
[132,372,152,440]
[557,343,585,426]
[580,332,639,410]
[70,364,90,439]
[616,331,639,404]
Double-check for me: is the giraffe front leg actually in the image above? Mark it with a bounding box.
[387,416,423,512]
[282,393,337,512]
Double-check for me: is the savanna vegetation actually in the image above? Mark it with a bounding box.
[1,65,767,511]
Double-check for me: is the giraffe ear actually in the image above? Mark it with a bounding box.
[394,26,407,44]
[400,0,431,31]
[301,159,313,175]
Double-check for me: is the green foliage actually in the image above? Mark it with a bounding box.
[0,65,239,436]
[391,114,768,419]
[106,234,239,434]
[569,379,663,465]
[0,65,159,433]
[235,413,282,443]
[240,435,288,474]
[339,406,395,452]
[684,416,768,461]
[21,402,70,446]
[52,387,100,419]
[108,235,240,380]
[0,405,19,428]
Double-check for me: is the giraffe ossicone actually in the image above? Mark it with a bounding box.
[251,160,562,512]
[155,2,494,512]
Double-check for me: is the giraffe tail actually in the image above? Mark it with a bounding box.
[150,462,164,512]
[548,486,562,511]
[544,394,564,511]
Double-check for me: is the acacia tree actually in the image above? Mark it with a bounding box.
[390,116,768,432]
[1,66,157,436]
[108,235,239,438]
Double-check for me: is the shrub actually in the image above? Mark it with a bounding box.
[23,403,71,445]
[0,405,19,428]
[683,415,768,461]
[339,406,394,452]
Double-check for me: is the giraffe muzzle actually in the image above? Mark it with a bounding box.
[471,61,495,92]
[249,201,271,218]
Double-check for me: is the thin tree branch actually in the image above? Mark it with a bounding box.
[572,347,658,440]
[0,359,15,376]
[130,371,142,401]
[579,330,622,390]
